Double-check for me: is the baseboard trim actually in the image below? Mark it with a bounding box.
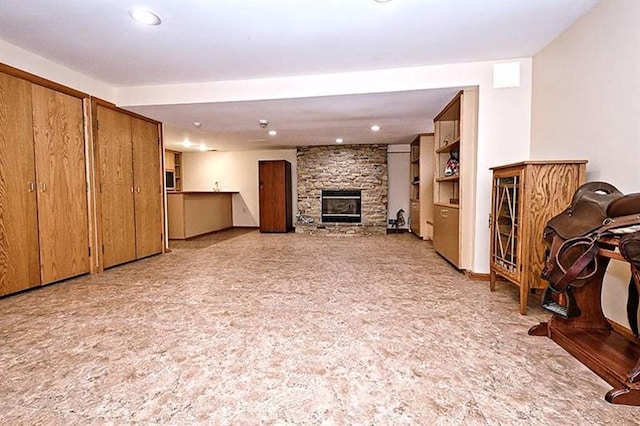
[464,270,491,281]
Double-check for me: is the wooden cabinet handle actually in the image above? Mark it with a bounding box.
[136,187,141,193]
[440,209,448,218]
[40,182,46,192]
[130,186,134,193]
[28,182,35,192]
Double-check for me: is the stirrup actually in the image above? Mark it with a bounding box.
[542,286,581,319]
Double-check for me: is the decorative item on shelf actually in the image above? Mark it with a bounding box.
[444,152,459,177]
[442,134,451,146]
[213,181,220,191]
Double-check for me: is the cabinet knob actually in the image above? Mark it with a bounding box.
[440,209,448,218]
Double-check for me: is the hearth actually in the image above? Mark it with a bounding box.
[321,189,361,223]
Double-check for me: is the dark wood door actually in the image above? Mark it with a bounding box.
[259,160,292,233]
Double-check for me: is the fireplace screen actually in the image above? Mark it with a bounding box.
[321,189,361,223]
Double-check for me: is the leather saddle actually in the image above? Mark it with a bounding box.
[541,182,640,319]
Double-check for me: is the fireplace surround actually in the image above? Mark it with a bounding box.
[296,144,388,235]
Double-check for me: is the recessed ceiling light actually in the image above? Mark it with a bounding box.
[374,0,393,3]
[268,130,278,136]
[192,121,202,128]
[371,125,380,132]
[336,138,344,144]
[129,8,162,26]
[182,140,192,147]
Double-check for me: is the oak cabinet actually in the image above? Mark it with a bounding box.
[95,104,163,269]
[489,161,587,314]
[0,71,90,296]
[259,160,293,233]
[432,89,478,269]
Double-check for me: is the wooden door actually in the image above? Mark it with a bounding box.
[132,117,162,259]
[96,105,136,268]
[259,160,286,232]
[31,84,90,283]
[0,73,41,295]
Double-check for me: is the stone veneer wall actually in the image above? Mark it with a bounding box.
[296,144,388,235]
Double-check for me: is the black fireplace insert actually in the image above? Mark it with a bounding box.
[321,189,361,223]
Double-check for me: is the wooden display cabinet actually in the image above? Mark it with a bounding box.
[410,136,421,236]
[489,161,587,314]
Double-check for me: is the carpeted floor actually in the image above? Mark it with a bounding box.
[0,229,638,424]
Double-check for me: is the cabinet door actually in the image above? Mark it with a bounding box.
[96,106,136,268]
[132,117,162,258]
[32,85,90,283]
[0,73,41,294]
[490,172,522,282]
[433,206,460,267]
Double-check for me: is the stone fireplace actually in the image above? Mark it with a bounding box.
[296,144,388,235]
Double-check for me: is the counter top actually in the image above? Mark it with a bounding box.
[167,191,239,194]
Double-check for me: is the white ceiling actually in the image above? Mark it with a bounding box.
[0,0,598,151]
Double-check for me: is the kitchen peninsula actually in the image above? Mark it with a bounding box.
[167,191,238,239]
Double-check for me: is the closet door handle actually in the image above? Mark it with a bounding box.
[440,209,448,218]
[28,182,35,192]
[40,183,46,192]
[136,187,141,193]
[130,186,135,193]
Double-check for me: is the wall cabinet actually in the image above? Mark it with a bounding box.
[0,71,90,296]
[408,133,435,239]
[409,137,421,236]
[95,103,163,269]
[164,149,182,191]
[432,89,478,269]
[259,160,293,232]
[489,161,587,314]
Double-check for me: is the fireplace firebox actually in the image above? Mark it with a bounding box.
[321,189,361,223]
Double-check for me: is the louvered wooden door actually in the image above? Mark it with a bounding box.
[132,117,162,258]
[96,105,136,268]
[0,72,41,294]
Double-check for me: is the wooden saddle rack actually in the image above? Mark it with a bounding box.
[529,181,640,406]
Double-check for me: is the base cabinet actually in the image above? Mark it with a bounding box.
[489,160,587,314]
[433,205,460,267]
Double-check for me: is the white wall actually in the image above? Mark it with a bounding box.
[182,149,298,227]
[0,39,115,101]
[531,0,640,193]
[387,145,411,230]
[531,0,640,327]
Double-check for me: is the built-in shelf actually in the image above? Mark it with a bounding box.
[435,138,460,154]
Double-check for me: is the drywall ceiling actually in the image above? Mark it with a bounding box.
[0,0,598,151]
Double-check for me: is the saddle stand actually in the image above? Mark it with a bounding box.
[529,181,640,406]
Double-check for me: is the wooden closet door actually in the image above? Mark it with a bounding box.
[0,73,41,295]
[96,106,136,268]
[132,117,162,258]
[31,85,90,284]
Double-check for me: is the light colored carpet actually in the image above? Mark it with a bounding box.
[0,230,637,424]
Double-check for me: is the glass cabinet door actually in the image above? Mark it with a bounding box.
[492,175,520,276]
